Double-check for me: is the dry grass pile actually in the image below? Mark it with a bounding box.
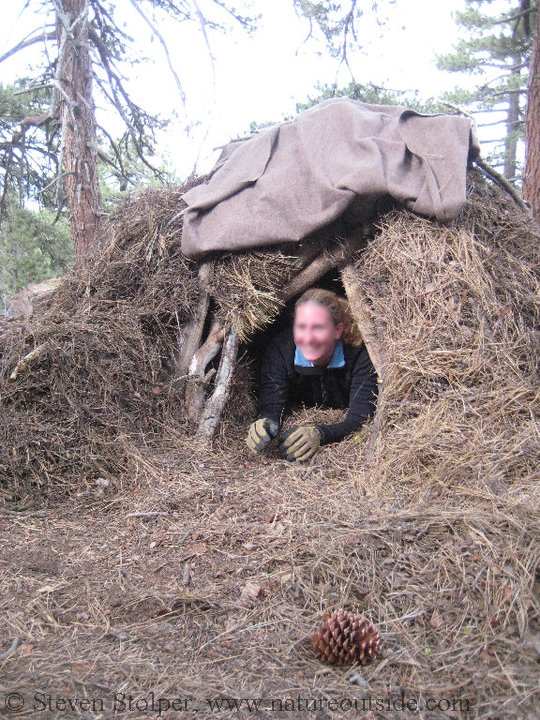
[361,169,540,500]
[0,186,194,496]
[0,184,302,498]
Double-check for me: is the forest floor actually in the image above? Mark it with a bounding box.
[1,415,539,720]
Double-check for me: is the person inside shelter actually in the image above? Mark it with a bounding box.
[245,288,378,462]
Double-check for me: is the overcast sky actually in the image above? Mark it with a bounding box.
[1,0,499,179]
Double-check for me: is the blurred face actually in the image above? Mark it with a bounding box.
[293,302,344,365]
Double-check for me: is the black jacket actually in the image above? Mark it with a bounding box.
[258,328,378,445]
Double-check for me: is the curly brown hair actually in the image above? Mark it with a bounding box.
[294,288,364,347]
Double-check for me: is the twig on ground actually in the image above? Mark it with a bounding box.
[0,638,20,662]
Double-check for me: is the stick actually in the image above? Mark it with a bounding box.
[340,264,386,380]
[173,262,212,388]
[365,397,386,469]
[0,638,20,662]
[196,326,240,440]
[290,222,343,270]
[9,343,49,381]
[185,318,225,422]
[125,512,169,518]
[474,157,530,214]
[470,298,495,342]
[0,508,49,517]
[340,263,388,469]
[279,235,366,303]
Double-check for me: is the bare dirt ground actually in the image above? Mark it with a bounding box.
[1,411,539,720]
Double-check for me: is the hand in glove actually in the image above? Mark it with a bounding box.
[279,426,321,462]
[245,418,279,454]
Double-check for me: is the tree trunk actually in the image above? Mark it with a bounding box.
[523,6,540,221]
[57,0,101,259]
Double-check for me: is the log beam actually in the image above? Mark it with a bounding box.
[340,263,387,468]
[197,326,240,440]
[185,318,224,422]
[340,263,386,381]
[173,261,213,388]
[279,233,366,303]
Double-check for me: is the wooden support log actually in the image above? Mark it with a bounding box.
[185,318,224,422]
[474,157,530,214]
[279,231,367,303]
[340,264,386,381]
[196,326,240,440]
[173,262,213,388]
[340,263,387,468]
[290,223,341,270]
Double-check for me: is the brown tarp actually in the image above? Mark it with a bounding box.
[181,99,478,259]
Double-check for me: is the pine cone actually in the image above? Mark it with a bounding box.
[311,609,382,666]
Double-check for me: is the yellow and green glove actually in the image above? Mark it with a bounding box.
[245,417,279,454]
[279,426,321,462]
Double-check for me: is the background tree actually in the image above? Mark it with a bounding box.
[0,81,58,212]
[437,0,536,183]
[293,1,394,73]
[523,4,540,218]
[0,0,256,260]
[296,80,447,113]
[57,0,100,259]
[0,204,72,313]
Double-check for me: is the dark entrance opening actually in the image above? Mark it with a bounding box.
[243,267,346,405]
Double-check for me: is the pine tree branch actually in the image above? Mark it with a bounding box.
[126,0,186,104]
[88,29,163,178]
[474,157,529,213]
[489,6,533,29]
[210,0,258,31]
[0,30,56,65]
[94,124,128,180]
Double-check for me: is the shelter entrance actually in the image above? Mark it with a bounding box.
[179,234,385,445]
[246,267,348,378]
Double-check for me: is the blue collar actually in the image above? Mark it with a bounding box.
[294,339,345,368]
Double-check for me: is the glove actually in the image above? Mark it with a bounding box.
[279,426,321,462]
[245,418,279,454]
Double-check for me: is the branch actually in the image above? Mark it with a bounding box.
[0,30,56,65]
[89,30,163,177]
[185,317,224,423]
[470,299,495,342]
[474,157,530,213]
[92,76,162,178]
[126,0,186,104]
[279,231,367,302]
[190,0,218,84]
[340,264,386,380]
[174,262,213,387]
[488,6,533,29]
[210,0,258,31]
[9,343,50,381]
[90,0,134,45]
[336,1,358,81]
[196,326,239,440]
